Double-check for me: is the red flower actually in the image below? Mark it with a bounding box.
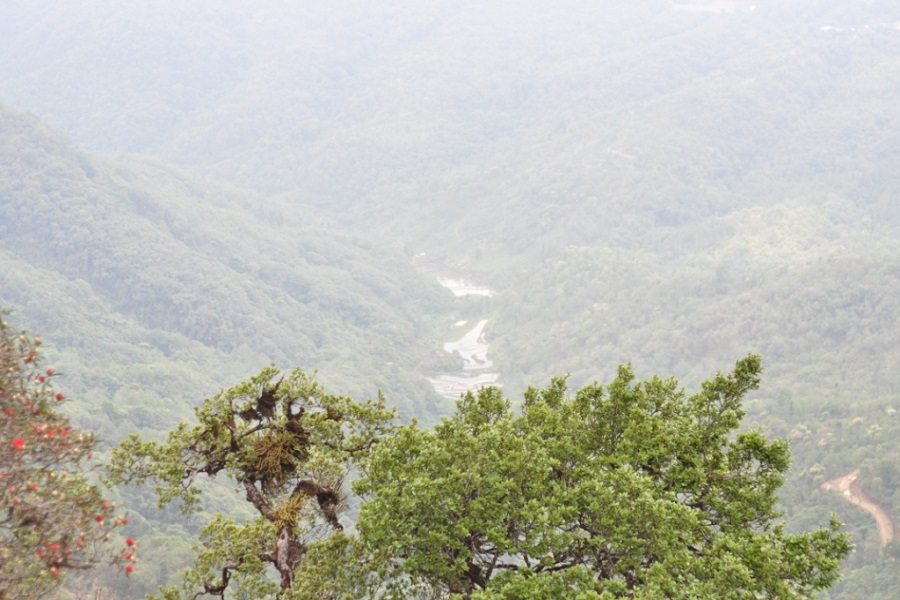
[55,393,65,401]
[125,537,135,546]
[11,438,24,450]
[94,515,104,524]
[123,550,133,559]
[125,564,134,574]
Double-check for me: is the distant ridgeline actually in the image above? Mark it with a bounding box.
[1,0,900,596]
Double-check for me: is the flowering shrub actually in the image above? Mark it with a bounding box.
[0,311,134,598]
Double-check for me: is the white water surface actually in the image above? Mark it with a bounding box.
[428,276,501,398]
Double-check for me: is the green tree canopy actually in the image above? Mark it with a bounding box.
[354,355,851,599]
[106,365,396,599]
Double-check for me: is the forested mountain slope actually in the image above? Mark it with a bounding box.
[493,201,900,400]
[0,104,452,441]
[2,0,900,597]
[1,1,898,256]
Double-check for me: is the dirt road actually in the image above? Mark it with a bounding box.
[822,469,898,547]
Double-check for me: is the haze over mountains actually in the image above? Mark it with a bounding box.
[2,0,900,597]
[0,104,454,428]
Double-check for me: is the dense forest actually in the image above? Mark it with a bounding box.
[2,0,900,597]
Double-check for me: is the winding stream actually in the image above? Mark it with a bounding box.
[427,278,501,399]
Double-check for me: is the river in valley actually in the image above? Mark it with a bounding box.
[427,277,501,399]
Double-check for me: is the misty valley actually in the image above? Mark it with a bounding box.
[2,1,900,598]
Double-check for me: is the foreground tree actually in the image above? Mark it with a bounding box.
[0,312,134,599]
[355,355,852,599]
[106,365,396,599]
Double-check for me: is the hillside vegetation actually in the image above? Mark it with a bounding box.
[1,0,900,597]
[0,104,454,436]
